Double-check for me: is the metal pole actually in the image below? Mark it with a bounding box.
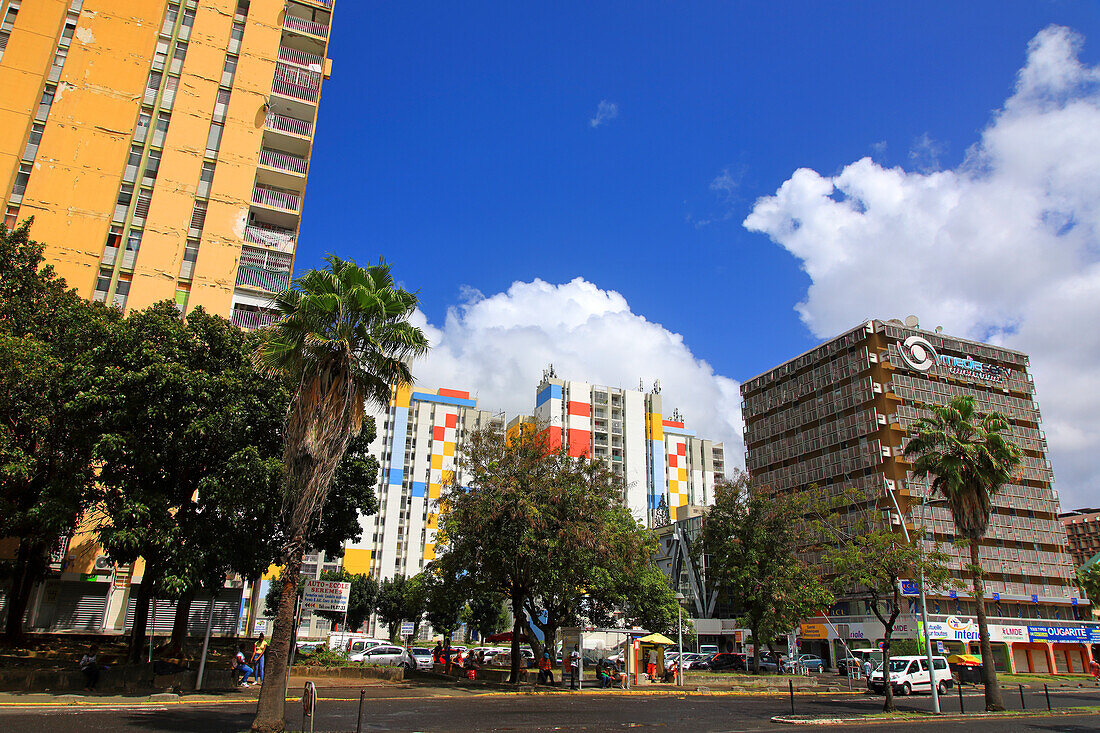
[957,676,964,713]
[677,603,683,687]
[356,688,365,733]
[148,595,155,664]
[789,679,795,714]
[1019,683,1025,709]
[1044,683,1051,711]
[195,596,216,690]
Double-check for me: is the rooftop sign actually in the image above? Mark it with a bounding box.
[898,335,1008,384]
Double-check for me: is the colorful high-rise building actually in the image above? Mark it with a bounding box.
[342,386,505,585]
[0,0,333,326]
[524,371,726,527]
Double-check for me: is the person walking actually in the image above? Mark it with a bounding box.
[79,645,100,692]
[647,648,658,681]
[569,645,581,689]
[442,639,452,673]
[250,633,267,684]
[1090,658,1099,682]
[862,658,872,680]
[538,651,554,685]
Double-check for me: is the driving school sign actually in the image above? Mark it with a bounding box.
[302,579,351,613]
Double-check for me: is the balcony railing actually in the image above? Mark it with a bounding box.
[244,223,296,251]
[259,148,308,174]
[232,308,280,330]
[279,45,323,68]
[272,77,319,103]
[240,243,293,271]
[283,13,328,38]
[252,185,300,211]
[236,265,290,292]
[101,246,119,266]
[265,111,313,138]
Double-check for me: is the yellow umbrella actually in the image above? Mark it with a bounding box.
[946,654,981,666]
[638,633,676,645]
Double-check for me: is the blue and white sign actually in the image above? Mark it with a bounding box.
[1028,626,1100,644]
[900,580,920,597]
[897,335,1008,384]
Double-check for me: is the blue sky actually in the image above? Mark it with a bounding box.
[294,1,1100,506]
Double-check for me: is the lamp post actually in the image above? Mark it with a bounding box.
[674,592,685,687]
[885,485,941,714]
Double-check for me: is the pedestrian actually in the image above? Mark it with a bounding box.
[432,641,443,666]
[538,651,554,685]
[862,659,872,680]
[232,647,254,686]
[1090,658,1100,682]
[250,633,267,684]
[443,639,452,673]
[647,648,658,681]
[79,645,100,692]
[569,644,581,689]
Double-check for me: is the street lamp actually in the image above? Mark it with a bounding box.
[885,485,942,714]
[674,592,685,686]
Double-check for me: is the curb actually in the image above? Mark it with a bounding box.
[771,707,1100,726]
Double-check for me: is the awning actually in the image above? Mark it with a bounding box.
[638,633,676,645]
[947,654,982,666]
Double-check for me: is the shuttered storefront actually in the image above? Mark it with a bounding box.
[44,581,109,631]
[124,586,242,636]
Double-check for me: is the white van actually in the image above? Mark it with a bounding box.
[868,655,953,696]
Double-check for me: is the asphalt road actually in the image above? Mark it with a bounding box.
[1,686,1098,732]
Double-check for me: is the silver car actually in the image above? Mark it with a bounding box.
[410,646,434,670]
[350,644,416,670]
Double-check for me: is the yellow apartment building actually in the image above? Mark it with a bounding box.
[1,0,332,327]
[0,0,333,635]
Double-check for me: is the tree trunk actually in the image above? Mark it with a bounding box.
[128,574,155,664]
[508,592,524,684]
[3,540,38,644]
[251,538,306,733]
[165,590,194,657]
[750,623,761,674]
[970,540,1004,711]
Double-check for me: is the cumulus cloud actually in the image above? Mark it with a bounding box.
[410,278,743,470]
[743,25,1100,508]
[589,100,619,128]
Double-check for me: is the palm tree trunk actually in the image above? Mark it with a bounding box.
[970,541,1004,711]
[251,535,306,733]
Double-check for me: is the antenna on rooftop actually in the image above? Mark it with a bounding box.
[652,379,661,395]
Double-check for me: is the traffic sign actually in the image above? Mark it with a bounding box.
[400,621,415,637]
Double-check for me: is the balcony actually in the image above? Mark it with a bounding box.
[279,45,323,68]
[252,185,300,212]
[259,148,308,175]
[265,110,313,138]
[271,63,320,104]
[236,245,292,292]
[283,13,328,39]
[244,223,296,252]
[231,308,279,331]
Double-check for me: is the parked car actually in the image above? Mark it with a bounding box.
[410,646,434,670]
[868,655,953,696]
[345,637,392,657]
[295,640,326,656]
[674,653,704,670]
[697,652,747,672]
[795,654,824,672]
[837,648,882,676]
[349,644,416,670]
[699,644,720,657]
[757,652,789,673]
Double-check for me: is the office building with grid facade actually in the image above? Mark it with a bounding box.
[741,318,1097,674]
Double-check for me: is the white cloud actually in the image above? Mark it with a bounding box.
[743,25,1100,509]
[410,278,743,470]
[589,100,619,128]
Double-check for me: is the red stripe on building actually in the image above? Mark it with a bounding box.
[537,426,563,452]
[662,420,684,428]
[438,388,470,399]
[677,443,686,456]
[445,413,458,428]
[433,425,446,442]
[567,401,591,417]
[567,428,591,458]
[668,454,677,468]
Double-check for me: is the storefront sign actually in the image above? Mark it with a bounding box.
[800,622,828,640]
[922,616,979,641]
[991,625,1027,643]
[1028,626,1100,644]
[847,623,866,640]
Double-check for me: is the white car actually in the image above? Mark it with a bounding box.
[345,637,391,657]
[350,644,416,670]
[410,646,434,670]
[868,655,953,696]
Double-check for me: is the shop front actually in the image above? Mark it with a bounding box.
[1026,625,1098,674]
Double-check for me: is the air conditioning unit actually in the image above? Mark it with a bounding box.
[94,556,113,572]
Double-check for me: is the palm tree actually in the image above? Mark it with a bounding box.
[251,257,427,733]
[902,395,1021,712]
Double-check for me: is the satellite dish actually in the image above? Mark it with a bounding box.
[935,326,944,333]
[904,315,919,328]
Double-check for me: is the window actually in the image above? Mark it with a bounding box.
[188,201,206,235]
[114,184,133,221]
[205,123,223,156]
[220,55,237,87]
[169,41,186,74]
[142,150,160,185]
[162,75,178,109]
[151,112,170,147]
[134,112,151,143]
[161,4,179,35]
[179,9,194,40]
[132,189,152,222]
[4,206,18,229]
[144,71,162,104]
[227,22,244,54]
[153,38,169,70]
[123,145,142,182]
[11,163,31,199]
[59,20,75,47]
[212,88,230,123]
[35,86,55,122]
[22,123,43,161]
[234,1,249,21]
[196,162,215,198]
[48,46,66,82]
[94,267,112,293]
[115,279,131,295]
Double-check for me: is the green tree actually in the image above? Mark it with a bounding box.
[903,395,1022,712]
[424,567,467,639]
[461,591,507,641]
[0,220,116,643]
[701,471,832,674]
[94,302,288,662]
[403,572,428,640]
[375,575,411,641]
[815,487,952,711]
[251,257,427,733]
[1077,564,1100,612]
